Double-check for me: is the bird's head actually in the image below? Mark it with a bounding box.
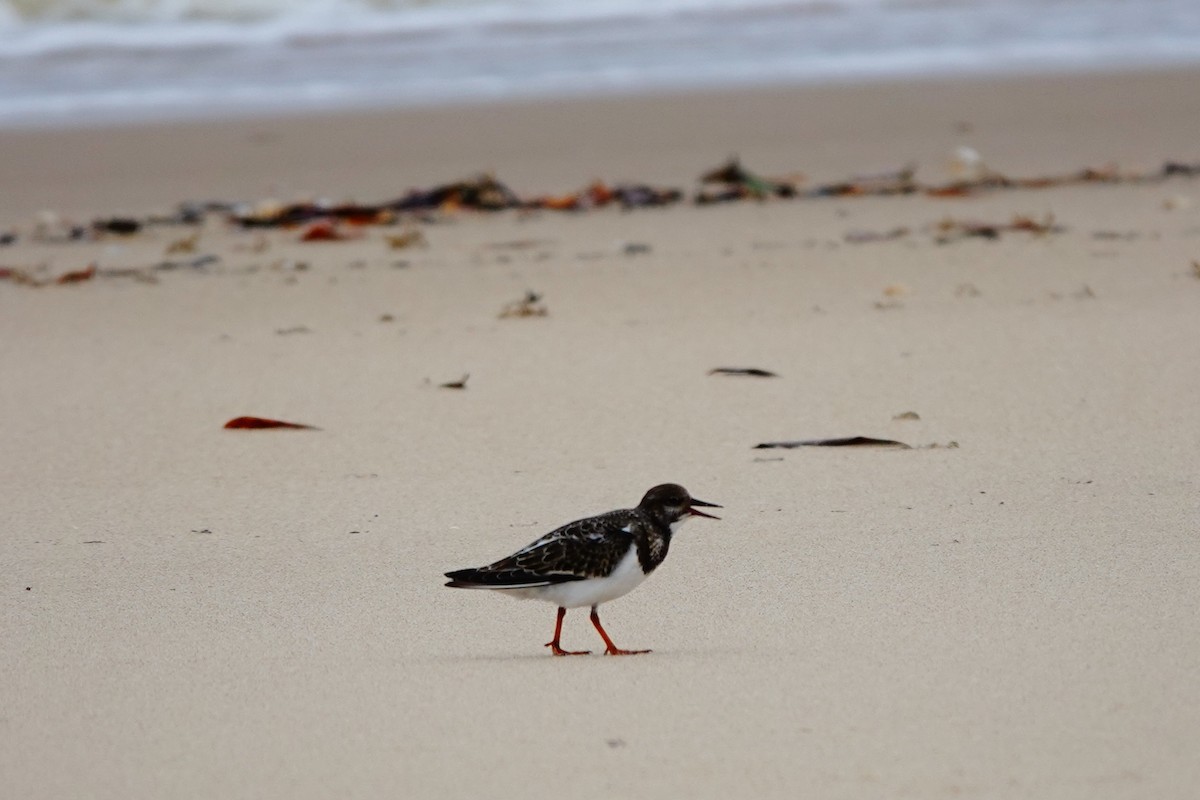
[639,483,722,528]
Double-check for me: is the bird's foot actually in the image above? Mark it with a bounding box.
[545,641,591,656]
[603,647,652,656]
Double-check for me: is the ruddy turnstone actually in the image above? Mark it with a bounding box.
[444,483,720,656]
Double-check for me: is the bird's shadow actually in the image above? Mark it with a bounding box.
[423,644,743,666]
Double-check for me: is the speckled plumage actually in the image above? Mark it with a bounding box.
[445,508,669,588]
[444,483,721,656]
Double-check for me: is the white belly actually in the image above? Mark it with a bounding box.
[504,548,649,608]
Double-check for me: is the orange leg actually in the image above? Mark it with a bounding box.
[545,606,590,656]
[590,607,651,656]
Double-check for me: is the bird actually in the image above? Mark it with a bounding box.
[444,483,721,656]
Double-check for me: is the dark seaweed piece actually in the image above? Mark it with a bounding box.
[388,174,522,212]
[235,203,324,227]
[1162,161,1200,177]
[697,157,797,201]
[612,185,683,209]
[708,367,778,378]
[94,218,142,235]
[754,437,911,449]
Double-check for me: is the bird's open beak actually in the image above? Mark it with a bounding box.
[688,498,722,520]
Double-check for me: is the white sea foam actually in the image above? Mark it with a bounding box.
[1,0,1198,126]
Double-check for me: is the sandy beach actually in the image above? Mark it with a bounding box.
[2,67,1199,799]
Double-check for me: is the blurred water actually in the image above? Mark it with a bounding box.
[1,0,1198,126]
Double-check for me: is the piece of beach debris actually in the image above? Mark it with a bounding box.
[528,190,587,211]
[612,184,683,209]
[299,220,357,242]
[389,173,522,213]
[93,218,142,236]
[844,227,909,244]
[56,264,97,285]
[0,266,41,286]
[875,285,905,309]
[1191,260,1200,279]
[439,374,469,390]
[1163,161,1200,177]
[933,213,1062,244]
[816,165,918,198]
[223,416,319,430]
[499,291,548,319]
[153,254,219,272]
[165,232,199,254]
[622,242,652,256]
[927,180,1013,198]
[524,180,614,211]
[0,232,16,246]
[275,325,311,335]
[1009,214,1062,234]
[523,180,680,212]
[893,411,921,421]
[708,367,778,378]
[754,436,912,449]
[935,218,1000,241]
[95,266,158,284]
[232,199,391,228]
[385,229,427,249]
[696,157,798,203]
[948,146,992,182]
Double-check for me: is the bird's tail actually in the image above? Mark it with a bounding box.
[443,567,580,589]
[444,568,489,588]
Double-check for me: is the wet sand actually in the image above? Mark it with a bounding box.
[2,67,1199,799]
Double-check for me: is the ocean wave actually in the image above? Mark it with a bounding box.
[0,0,888,56]
[1,0,1198,126]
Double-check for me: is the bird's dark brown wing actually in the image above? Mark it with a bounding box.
[444,510,638,588]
